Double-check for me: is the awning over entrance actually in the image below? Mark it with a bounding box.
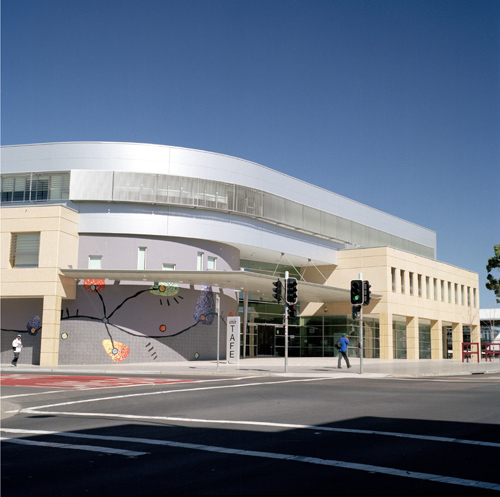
[60,269,363,303]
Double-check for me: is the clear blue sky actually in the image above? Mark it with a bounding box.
[2,0,499,308]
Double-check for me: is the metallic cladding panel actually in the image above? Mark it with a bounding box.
[2,142,436,256]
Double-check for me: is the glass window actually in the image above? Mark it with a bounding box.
[455,283,458,304]
[31,176,49,201]
[418,274,422,297]
[393,320,407,359]
[434,278,438,301]
[1,173,70,203]
[441,280,445,302]
[409,272,414,296]
[391,268,396,292]
[400,270,405,294]
[448,282,452,303]
[162,263,175,270]
[207,256,216,270]
[88,255,102,269]
[138,247,147,270]
[197,252,204,271]
[419,322,431,359]
[10,232,40,267]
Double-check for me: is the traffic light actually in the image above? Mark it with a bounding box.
[272,279,282,303]
[363,280,371,306]
[350,279,363,305]
[352,305,361,319]
[286,278,298,304]
[287,303,297,318]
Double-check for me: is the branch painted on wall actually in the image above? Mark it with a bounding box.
[2,280,228,363]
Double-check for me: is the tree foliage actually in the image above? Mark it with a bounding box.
[486,244,500,303]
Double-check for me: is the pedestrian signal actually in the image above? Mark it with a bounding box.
[352,305,361,319]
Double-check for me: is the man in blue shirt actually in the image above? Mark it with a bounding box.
[338,334,351,369]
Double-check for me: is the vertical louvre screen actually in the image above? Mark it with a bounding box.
[11,232,40,267]
[50,174,70,200]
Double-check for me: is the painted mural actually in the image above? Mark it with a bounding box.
[1,280,234,365]
[1,314,42,336]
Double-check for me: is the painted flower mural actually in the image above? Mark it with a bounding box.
[193,285,215,325]
[26,315,41,336]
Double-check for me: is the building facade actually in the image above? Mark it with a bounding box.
[1,142,480,366]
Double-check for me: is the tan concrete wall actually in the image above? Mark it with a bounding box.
[1,205,79,366]
[302,246,480,360]
[1,205,79,298]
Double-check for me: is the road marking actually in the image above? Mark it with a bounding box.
[0,374,196,389]
[0,434,148,457]
[392,377,500,382]
[0,375,256,399]
[1,390,67,399]
[23,377,330,410]
[15,410,500,450]
[1,428,498,491]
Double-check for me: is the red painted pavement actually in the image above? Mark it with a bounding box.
[0,374,196,389]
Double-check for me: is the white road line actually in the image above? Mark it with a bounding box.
[0,435,148,457]
[14,410,500,450]
[1,428,498,491]
[24,377,329,410]
[1,390,66,399]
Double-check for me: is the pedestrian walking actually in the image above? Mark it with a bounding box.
[337,333,351,369]
[12,334,22,367]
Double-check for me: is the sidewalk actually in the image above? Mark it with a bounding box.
[2,356,500,378]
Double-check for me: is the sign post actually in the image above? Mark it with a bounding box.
[216,294,220,371]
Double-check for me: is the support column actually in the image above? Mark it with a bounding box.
[379,313,393,359]
[431,319,443,359]
[471,323,481,345]
[406,316,419,360]
[40,295,62,367]
[452,322,461,360]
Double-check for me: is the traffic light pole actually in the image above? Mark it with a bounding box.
[359,272,364,374]
[284,271,289,373]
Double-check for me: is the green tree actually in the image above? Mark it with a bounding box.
[486,244,500,303]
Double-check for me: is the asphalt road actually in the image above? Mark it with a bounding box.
[2,372,500,495]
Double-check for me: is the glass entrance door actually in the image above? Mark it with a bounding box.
[257,324,275,355]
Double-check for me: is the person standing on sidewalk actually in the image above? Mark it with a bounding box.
[338,334,351,369]
[11,334,22,367]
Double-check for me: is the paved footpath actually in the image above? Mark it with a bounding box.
[2,356,500,379]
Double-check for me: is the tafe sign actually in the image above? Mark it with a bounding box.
[226,316,240,364]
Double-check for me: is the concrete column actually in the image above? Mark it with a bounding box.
[431,319,442,359]
[452,322,461,360]
[471,323,481,345]
[379,313,393,359]
[406,316,419,360]
[39,295,62,366]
